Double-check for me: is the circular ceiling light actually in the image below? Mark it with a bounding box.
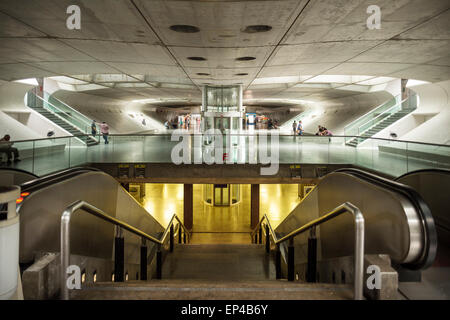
[196,72,210,76]
[188,56,207,61]
[236,56,256,61]
[235,73,249,76]
[169,25,200,33]
[243,25,272,33]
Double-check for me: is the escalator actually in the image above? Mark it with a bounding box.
[13,166,439,299]
[273,167,437,299]
[394,169,450,299]
[16,167,166,299]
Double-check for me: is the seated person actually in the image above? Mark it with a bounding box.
[0,134,21,164]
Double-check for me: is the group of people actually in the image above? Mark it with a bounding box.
[91,120,110,144]
[315,125,332,136]
[292,120,304,135]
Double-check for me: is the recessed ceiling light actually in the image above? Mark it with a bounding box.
[236,56,256,61]
[235,73,248,76]
[243,25,272,33]
[169,25,200,33]
[188,56,207,61]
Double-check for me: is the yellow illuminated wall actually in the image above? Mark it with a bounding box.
[142,183,301,231]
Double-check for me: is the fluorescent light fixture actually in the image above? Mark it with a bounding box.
[132,98,188,104]
[304,75,353,84]
[253,76,300,85]
[356,77,395,86]
[244,98,313,104]
[13,78,39,86]
[406,79,430,87]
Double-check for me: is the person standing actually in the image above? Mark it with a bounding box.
[100,121,109,144]
[297,120,303,136]
[292,121,297,135]
[91,120,97,136]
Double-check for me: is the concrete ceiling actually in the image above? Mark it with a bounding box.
[0,0,449,106]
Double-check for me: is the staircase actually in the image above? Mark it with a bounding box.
[30,106,98,146]
[346,109,413,147]
[26,91,98,146]
[71,243,353,300]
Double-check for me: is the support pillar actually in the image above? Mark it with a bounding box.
[250,184,260,229]
[184,184,193,230]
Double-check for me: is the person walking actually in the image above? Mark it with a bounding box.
[292,121,297,135]
[0,134,21,164]
[100,121,109,144]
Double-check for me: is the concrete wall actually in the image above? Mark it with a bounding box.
[300,90,393,135]
[0,81,70,140]
[371,80,450,145]
[53,90,165,134]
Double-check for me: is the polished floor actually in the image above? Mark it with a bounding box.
[4,134,449,177]
[141,183,301,244]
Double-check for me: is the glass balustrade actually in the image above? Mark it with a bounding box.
[26,91,94,134]
[2,134,449,178]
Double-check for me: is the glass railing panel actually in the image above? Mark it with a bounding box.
[108,135,146,163]
[33,137,70,176]
[143,135,177,163]
[373,139,408,177]
[328,136,353,164]
[68,136,88,167]
[405,142,450,172]
[354,138,375,171]
[3,141,34,173]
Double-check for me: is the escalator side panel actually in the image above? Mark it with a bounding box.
[275,172,424,269]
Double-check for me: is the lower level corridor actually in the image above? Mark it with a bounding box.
[140,183,302,244]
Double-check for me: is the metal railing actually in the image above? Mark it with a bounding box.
[251,202,365,300]
[60,200,190,300]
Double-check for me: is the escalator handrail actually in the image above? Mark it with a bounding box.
[395,168,450,181]
[20,167,100,192]
[60,199,190,300]
[251,202,364,300]
[334,168,437,270]
[0,167,39,178]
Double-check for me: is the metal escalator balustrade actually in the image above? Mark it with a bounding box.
[251,202,365,300]
[335,168,437,270]
[60,200,190,300]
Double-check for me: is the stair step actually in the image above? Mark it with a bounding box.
[71,280,354,300]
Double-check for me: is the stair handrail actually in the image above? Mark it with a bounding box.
[344,94,400,134]
[356,94,416,136]
[60,200,190,300]
[46,93,93,129]
[27,91,90,134]
[250,202,364,300]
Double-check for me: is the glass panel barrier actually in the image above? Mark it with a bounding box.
[69,136,88,167]
[8,134,450,178]
[33,137,70,175]
[2,140,34,173]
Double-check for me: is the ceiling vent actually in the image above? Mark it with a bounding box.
[169,25,200,33]
[243,25,272,33]
[236,56,256,61]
